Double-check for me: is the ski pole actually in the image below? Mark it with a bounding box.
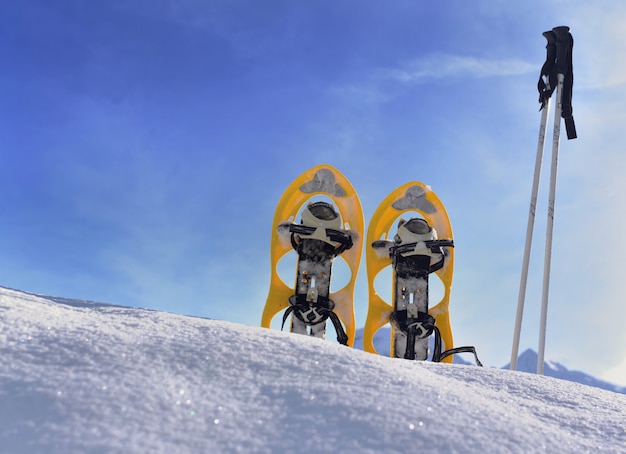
[511,26,575,373]
[537,24,575,374]
[510,96,551,371]
[537,70,564,375]
[510,28,557,371]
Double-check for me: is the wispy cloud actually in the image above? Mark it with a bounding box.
[378,54,536,84]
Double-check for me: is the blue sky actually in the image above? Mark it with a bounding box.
[2,1,626,385]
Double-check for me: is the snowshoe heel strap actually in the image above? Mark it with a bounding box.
[281,306,296,331]
[431,325,483,366]
[436,346,483,367]
[327,311,349,345]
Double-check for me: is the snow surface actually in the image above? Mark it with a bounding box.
[354,327,626,394]
[504,349,626,395]
[1,286,625,453]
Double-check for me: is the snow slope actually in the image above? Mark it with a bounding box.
[504,349,626,395]
[354,327,626,394]
[1,286,625,453]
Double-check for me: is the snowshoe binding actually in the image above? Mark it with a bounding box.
[280,201,354,344]
[372,217,451,359]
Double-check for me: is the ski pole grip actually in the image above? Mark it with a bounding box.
[542,30,556,46]
[552,26,571,76]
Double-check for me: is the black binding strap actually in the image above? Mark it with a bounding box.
[288,224,353,254]
[431,325,483,366]
[281,299,349,346]
[390,239,452,274]
[327,312,349,345]
[392,309,482,366]
[402,312,436,360]
[392,239,454,256]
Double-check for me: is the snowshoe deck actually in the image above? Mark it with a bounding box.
[261,164,363,346]
[363,183,455,362]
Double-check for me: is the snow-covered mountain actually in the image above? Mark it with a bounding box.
[504,348,626,395]
[1,286,625,453]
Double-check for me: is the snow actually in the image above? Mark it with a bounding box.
[1,286,625,453]
[354,327,626,394]
[504,349,626,394]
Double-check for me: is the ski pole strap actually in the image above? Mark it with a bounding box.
[538,29,557,108]
[538,26,576,140]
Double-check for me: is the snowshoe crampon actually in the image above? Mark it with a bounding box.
[364,182,462,363]
[261,164,363,346]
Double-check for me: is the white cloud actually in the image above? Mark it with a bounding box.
[558,5,626,91]
[378,54,536,84]
[602,355,626,387]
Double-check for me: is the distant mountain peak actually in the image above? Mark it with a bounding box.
[505,348,625,394]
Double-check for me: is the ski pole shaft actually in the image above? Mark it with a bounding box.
[510,97,551,370]
[537,73,564,375]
